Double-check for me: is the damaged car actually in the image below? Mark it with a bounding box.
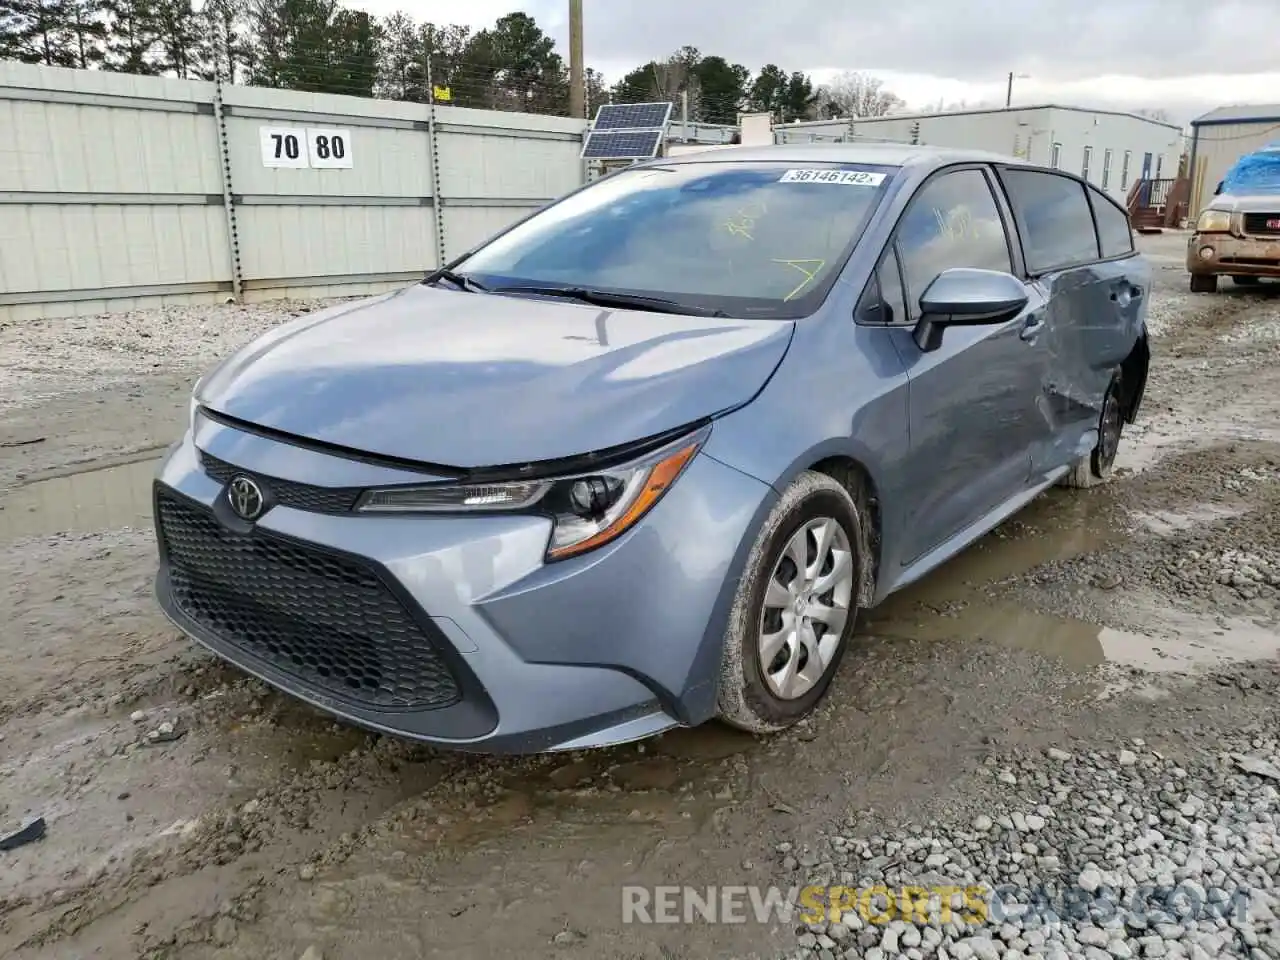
[1188,141,1280,292]
[152,144,1150,754]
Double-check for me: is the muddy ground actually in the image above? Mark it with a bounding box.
[0,233,1277,960]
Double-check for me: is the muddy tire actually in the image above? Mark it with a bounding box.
[1189,273,1218,293]
[1232,275,1261,286]
[1062,372,1124,490]
[716,471,864,734]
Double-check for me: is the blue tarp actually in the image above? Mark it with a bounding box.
[1221,140,1280,194]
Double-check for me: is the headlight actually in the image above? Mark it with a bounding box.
[1196,209,1232,233]
[355,425,709,561]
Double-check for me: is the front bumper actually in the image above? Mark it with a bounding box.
[153,415,774,754]
[1186,233,1280,277]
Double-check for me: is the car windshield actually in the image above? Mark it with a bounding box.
[454,160,898,319]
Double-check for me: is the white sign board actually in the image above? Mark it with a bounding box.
[739,112,774,146]
[258,126,353,168]
[259,126,308,168]
[306,128,352,168]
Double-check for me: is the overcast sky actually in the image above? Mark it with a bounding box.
[349,0,1280,124]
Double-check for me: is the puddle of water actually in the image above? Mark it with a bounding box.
[1116,407,1280,475]
[1133,504,1246,535]
[867,596,1280,674]
[0,457,157,540]
[874,490,1117,618]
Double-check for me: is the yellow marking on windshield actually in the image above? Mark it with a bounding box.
[723,199,768,240]
[772,259,826,301]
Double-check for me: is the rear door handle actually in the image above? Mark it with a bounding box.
[1020,315,1045,341]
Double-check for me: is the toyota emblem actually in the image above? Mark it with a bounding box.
[227,475,265,520]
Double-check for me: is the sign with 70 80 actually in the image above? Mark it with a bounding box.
[258,126,353,169]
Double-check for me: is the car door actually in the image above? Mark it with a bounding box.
[996,167,1132,476]
[1086,181,1150,361]
[878,166,1044,566]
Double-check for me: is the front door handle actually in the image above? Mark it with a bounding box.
[1020,315,1045,341]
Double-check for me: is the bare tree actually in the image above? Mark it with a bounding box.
[1135,107,1172,122]
[816,70,904,118]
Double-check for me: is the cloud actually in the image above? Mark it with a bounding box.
[571,0,1280,82]
[349,1,1280,122]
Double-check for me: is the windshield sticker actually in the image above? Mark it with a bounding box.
[778,169,886,186]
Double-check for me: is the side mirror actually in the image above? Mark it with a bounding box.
[913,268,1029,352]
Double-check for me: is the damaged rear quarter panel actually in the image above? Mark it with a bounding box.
[1039,252,1150,431]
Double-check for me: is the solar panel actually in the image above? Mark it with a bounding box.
[592,102,673,131]
[580,129,664,160]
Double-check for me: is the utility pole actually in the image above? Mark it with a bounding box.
[1005,72,1030,108]
[568,0,585,119]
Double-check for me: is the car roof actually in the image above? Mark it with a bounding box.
[643,142,1031,171]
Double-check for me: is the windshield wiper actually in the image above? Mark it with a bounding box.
[423,267,488,293]
[491,285,728,318]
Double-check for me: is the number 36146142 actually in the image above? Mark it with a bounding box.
[259,127,353,169]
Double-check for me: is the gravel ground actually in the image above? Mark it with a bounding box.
[0,299,347,413]
[777,724,1280,960]
[1,233,1278,960]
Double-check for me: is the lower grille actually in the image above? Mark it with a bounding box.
[1242,213,1280,237]
[156,487,461,710]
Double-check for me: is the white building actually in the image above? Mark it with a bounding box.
[773,105,1184,203]
[1187,104,1280,216]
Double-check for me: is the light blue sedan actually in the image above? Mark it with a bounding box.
[153,144,1150,753]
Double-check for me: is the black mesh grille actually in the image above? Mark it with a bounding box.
[157,487,461,710]
[1243,213,1280,237]
[200,451,362,514]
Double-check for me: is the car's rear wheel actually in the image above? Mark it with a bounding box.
[716,471,864,734]
[1232,275,1261,286]
[1062,371,1124,490]
[1190,273,1218,293]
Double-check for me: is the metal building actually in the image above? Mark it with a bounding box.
[775,105,1183,203]
[1187,104,1280,216]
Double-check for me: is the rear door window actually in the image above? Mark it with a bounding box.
[1000,169,1100,274]
[1088,184,1135,259]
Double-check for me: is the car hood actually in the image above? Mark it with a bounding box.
[198,284,794,468]
[1211,193,1280,212]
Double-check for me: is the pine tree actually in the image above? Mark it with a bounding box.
[198,0,251,82]
[1,0,78,66]
[376,10,424,101]
[101,0,161,74]
[151,0,200,77]
[327,7,376,97]
[66,0,105,67]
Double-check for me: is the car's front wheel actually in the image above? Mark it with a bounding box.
[716,471,865,734]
